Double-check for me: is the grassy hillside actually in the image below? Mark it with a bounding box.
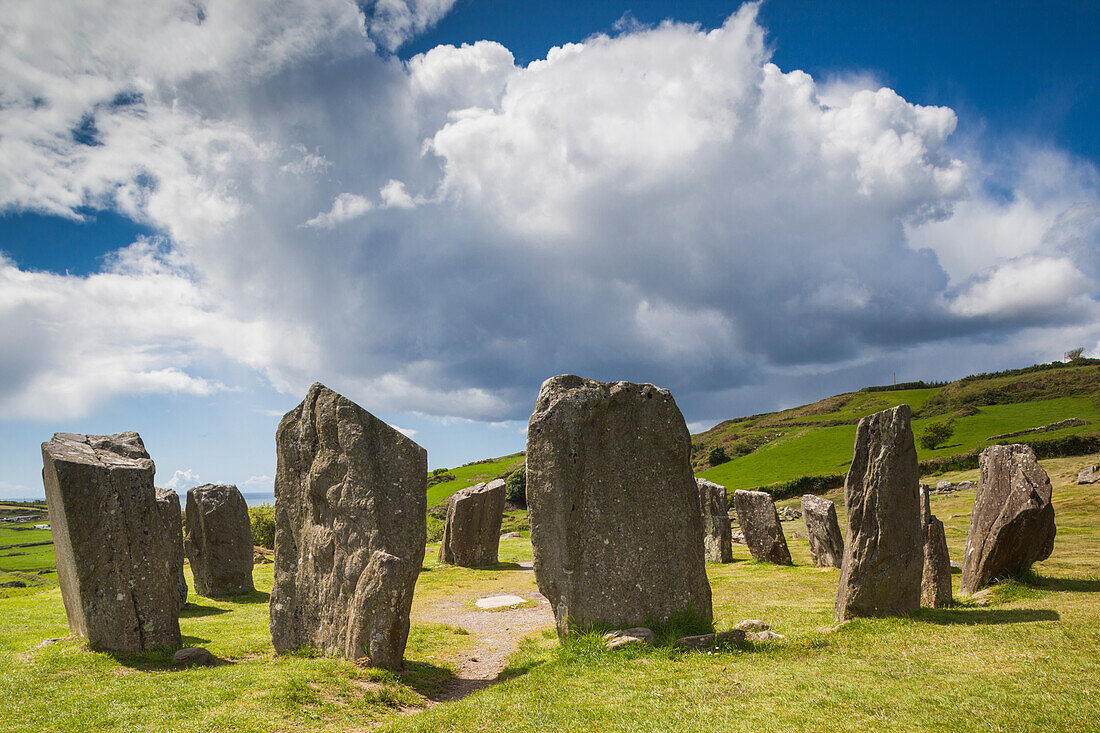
[426,453,525,509]
[695,360,1100,492]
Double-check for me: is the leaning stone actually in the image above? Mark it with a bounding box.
[920,485,952,608]
[733,619,769,632]
[603,627,654,649]
[154,488,188,608]
[834,406,923,620]
[41,432,181,652]
[186,484,254,597]
[696,478,733,563]
[526,375,712,638]
[439,479,506,567]
[732,490,792,565]
[270,383,426,669]
[961,445,1056,595]
[1078,465,1099,485]
[801,494,844,569]
[675,630,746,650]
[173,647,216,667]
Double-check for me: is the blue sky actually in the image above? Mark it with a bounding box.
[1,1,1098,499]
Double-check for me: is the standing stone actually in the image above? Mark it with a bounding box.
[732,490,792,565]
[920,485,952,608]
[1078,465,1099,484]
[155,488,188,608]
[835,405,923,620]
[41,432,181,652]
[439,479,506,567]
[185,484,255,597]
[270,383,426,669]
[801,494,844,569]
[961,445,1056,595]
[696,478,733,563]
[527,375,712,638]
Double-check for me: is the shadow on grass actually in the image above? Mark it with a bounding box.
[917,608,1060,625]
[107,643,227,672]
[180,603,228,618]
[400,653,542,703]
[1029,576,1100,593]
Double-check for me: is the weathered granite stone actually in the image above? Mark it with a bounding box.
[696,478,733,563]
[439,479,506,567]
[526,375,712,638]
[155,488,188,607]
[920,485,952,608]
[603,627,654,649]
[732,490,792,565]
[270,383,426,669]
[800,494,844,569]
[185,484,255,597]
[41,432,181,652]
[1078,465,1099,485]
[173,646,216,667]
[961,444,1056,595]
[834,406,923,620]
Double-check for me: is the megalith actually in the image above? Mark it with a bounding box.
[696,478,733,563]
[41,432,181,652]
[439,478,506,567]
[1078,465,1098,484]
[920,485,952,607]
[732,490,792,565]
[155,487,188,608]
[835,405,923,620]
[185,484,255,597]
[961,444,1056,595]
[270,383,426,669]
[526,375,712,638]
[800,494,844,569]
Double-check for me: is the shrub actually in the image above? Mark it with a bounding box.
[426,514,445,543]
[249,504,276,549]
[919,420,955,450]
[707,445,729,466]
[505,465,527,508]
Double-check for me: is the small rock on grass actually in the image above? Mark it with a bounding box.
[747,630,785,642]
[733,619,769,632]
[173,647,217,667]
[603,627,655,649]
[501,532,524,539]
[674,630,746,651]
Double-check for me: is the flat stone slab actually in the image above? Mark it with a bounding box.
[475,595,529,610]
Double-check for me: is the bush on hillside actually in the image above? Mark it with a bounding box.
[505,465,527,508]
[249,504,275,549]
[920,420,955,450]
[707,445,729,466]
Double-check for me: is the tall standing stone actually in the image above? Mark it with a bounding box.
[732,490,792,565]
[439,479,506,566]
[920,485,952,607]
[801,494,844,569]
[270,383,426,669]
[961,444,1056,595]
[696,478,733,563]
[41,432,181,652]
[835,405,923,620]
[185,484,255,597]
[527,375,712,638]
[155,487,188,608]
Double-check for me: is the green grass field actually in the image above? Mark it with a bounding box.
[0,522,56,587]
[426,454,525,508]
[2,453,1098,732]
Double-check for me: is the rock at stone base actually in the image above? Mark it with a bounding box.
[439,479,506,567]
[733,490,792,565]
[748,630,785,642]
[834,406,923,620]
[920,485,952,608]
[41,432,181,652]
[186,484,255,597]
[674,630,746,650]
[696,478,733,563]
[604,627,654,649]
[526,375,712,638]
[270,383,426,670]
[961,444,1056,595]
[173,647,217,667]
[733,619,769,632]
[154,487,188,608]
[1078,465,1099,485]
[801,494,844,569]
